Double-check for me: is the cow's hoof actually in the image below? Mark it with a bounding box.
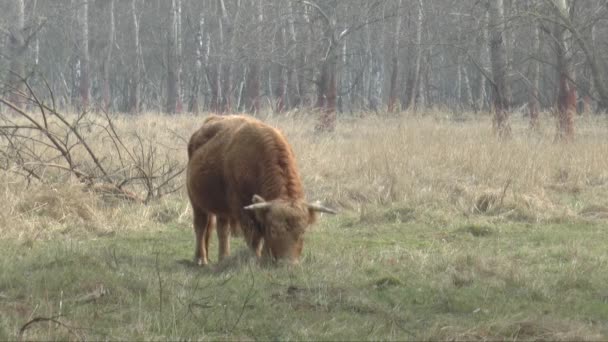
[194,257,208,266]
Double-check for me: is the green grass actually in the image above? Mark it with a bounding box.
[1,204,607,340]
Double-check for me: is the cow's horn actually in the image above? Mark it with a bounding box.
[252,194,266,203]
[244,202,272,211]
[308,202,337,214]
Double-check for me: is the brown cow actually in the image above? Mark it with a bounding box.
[186,114,335,265]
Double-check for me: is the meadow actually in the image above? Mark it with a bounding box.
[1,110,608,340]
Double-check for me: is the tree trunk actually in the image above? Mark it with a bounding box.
[78,0,90,110]
[33,0,39,68]
[487,0,512,139]
[298,4,313,108]
[176,0,183,113]
[275,26,288,113]
[550,0,608,111]
[405,0,424,111]
[245,0,262,113]
[102,0,115,112]
[418,49,429,109]
[529,23,541,130]
[245,62,261,113]
[456,52,462,107]
[209,1,223,113]
[6,0,26,109]
[316,59,337,132]
[339,38,350,113]
[166,0,180,114]
[366,14,382,112]
[477,9,489,112]
[314,1,338,132]
[387,0,402,113]
[553,0,575,142]
[286,1,301,108]
[218,0,238,113]
[463,65,473,109]
[189,15,205,113]
[128,0,141,113]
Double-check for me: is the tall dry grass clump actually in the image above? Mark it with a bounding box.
[281,112,608,222]
[2,110,608,239]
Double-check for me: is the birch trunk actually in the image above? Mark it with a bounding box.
[128,0,141,113]
[189,15,205,113]
[387,0,402,113]
[78,0,90,109]
[7,0,25,109]
[529,24,541,130]
[102,0,114,112]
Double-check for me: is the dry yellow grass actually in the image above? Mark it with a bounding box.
[2,110,608,239]
[2,110,608,340]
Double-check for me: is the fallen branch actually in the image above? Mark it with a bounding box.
[0,75,184,203]
[18,315,82,341]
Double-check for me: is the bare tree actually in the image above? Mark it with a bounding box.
[78,0,90,109]
[189,14,205,113]
[551,0,575,141]
[411,0,425,110]
[387,0,402,113]
[219,0,239,113]
[6,0,608,126]
[529,23,541,130]
[487,0,512,139]
[128,0,141,113]
[244,0,262,113]
[102,0,115,112]
[0,86,183,203]
[166,0,181,114]
[5,0,26,109]
[477,9,490,112]
[311,0,339,132]
[286,0,302,107]
[547,0,608,112]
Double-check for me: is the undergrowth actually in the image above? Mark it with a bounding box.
[1,111,608,340]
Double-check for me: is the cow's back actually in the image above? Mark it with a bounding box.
[187,115,302,216]
[187,115,243,215]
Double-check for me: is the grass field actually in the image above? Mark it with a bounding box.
[1,111,608,340]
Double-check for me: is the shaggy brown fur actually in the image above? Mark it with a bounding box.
[187,114,333,265]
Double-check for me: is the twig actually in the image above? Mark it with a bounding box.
[230,262,256,332]
[23,162,90,180]
[499,179,512,207]
[18,315,82,341]
[155,251,163,320]
[2,81,182,203]
[39,102,111,182]
[0,98,75,172]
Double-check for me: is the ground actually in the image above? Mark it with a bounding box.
[1,111,607,340]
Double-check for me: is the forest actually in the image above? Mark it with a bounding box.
[1,1,608,340]
[2,0,607,135]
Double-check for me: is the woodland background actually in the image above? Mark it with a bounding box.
[2,2,608,340]
[2,0,607,137]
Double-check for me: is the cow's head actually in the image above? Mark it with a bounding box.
[244,194,336,263]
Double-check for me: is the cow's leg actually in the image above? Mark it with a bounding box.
[217,216,231,261]
[193,209,214,266]
[240,221,263,259]
[250,232,264,259]
[238,210,264,259]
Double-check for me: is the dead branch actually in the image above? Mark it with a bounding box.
[0,76,184,203]
[18,315,82,342]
